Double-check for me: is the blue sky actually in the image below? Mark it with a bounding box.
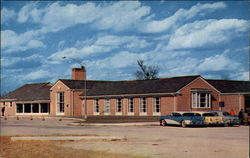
[1,1,249,94]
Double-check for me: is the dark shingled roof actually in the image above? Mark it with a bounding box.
[59,79,109,89]
[0,83,52,101]
[206,79,250,93]
[83,75,200,96]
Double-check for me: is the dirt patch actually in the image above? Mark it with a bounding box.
[0,136,146,158]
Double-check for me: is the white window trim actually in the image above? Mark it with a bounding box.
[192,92,211,108]
[16,103,50,115]
[56,92,64,115]
[153,97,161,116]
[116,98,122,115]
[93,99,100,115]
[127,98,134,115]
[104,99,110,115]
[140,97,147,115]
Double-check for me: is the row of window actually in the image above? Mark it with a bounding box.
[94,97,161,114]
[56,92,211,114]
[16,103,49,113]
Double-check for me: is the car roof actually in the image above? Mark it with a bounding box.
[211,111,228,113]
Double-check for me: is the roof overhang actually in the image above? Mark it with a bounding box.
[220,92,250,96]
[0,99,16,102]
[81,92,180,99]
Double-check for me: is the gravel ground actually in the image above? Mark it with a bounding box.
[0,117,249,158]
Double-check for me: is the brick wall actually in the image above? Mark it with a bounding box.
[50,81,71,116]
[177,77,220,111]
[220,95,243,114]
[161,96,175,115]
[0,101,15,116]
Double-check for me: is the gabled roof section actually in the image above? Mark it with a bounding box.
[84,75,200,96]
[206,79,250,93]
[0,83,52,101]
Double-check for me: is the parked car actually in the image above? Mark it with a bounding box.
[211,111,240,126]
[192,111,224,126]
[159,112,204,127]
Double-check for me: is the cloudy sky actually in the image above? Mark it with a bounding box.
[1,1,249,94]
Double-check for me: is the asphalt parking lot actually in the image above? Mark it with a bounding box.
[0,117,249,158]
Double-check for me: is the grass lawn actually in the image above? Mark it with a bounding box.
[0,136,147,158]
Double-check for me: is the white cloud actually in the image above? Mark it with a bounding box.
[93,1,150,31]
[142,2,226,33]
[40,2,99,32]
[21,69,51,81]
[48,35,150,62]
[167,19,249,50]
[1,54,45,68]
[1,30,45,53]
[95,51,141,69]
[196,53,240,72]
[1,8,16,24]
[17,2,38,23]
[2,1,150,54]
[235,71,249,81]
[16,1,150,33]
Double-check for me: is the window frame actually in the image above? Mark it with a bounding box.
[56,92,65,114]
[140,97,147,115]
[116,98,122,115]
[104,99,110,115]
[93,99,100,115]
[192,92,211,108]
[128,97,134,115]
[153,97,161,115]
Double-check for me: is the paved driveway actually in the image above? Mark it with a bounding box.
[0,117,249,158]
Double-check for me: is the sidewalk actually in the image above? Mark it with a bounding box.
[69,122,159,126]
[11,135,126,141]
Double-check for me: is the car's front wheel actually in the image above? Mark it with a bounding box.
[160,119,167,126]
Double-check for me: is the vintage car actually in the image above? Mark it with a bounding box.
[159,112,204,127]
[192,111,224,126]
[211,111,240,126]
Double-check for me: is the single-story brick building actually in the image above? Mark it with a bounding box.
[0,83,52,116]
[1,68,250,117]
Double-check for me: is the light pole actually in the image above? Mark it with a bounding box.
[61,56,87,119]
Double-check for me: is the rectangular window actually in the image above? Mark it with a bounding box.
[105,99,110,114]
[94,99,100,113]
[41,103,49,113]
[57,92,64,113]
[140,97,147,113]
[24,104,31,113]
[192,92,211,108]
[32,103,39,113]
[128,98,134,113]
[154,97,160,113]
[16,104,23,113]
[116,98,122,113]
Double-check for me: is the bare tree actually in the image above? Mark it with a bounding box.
[135,59,159,80]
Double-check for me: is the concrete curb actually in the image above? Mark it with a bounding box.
[0,116,86,122]
[11,136,126,141]
[68,122,159,126]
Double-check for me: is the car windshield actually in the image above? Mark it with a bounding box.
[223,112,230,116]
[172,113,182,117]
[202,113,215,116]
[212,112,219,116]
[182,113,195,117]
[194,113,201,117]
